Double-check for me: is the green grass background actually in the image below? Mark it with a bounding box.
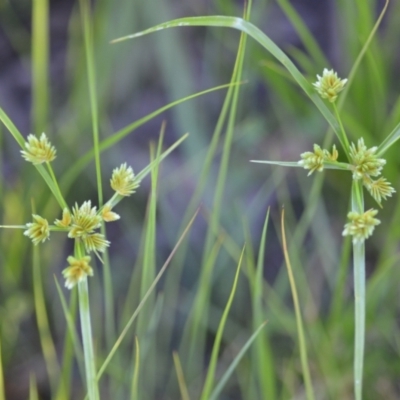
[1,0,400,399]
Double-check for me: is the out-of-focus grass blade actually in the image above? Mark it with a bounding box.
[0,338,4,400]
[199,247,244,400]
[276,0,328,69]
[29,374,39,400]
[135,131,163,398]
[135,127,177,183]
[249,209,276,399]
[338,0,389,108]
[79,0,103,205]
[130,337,140,400]
[209,321,267,400]
[377,121,400,156]
[111,16,345,154]
[181,238,222,371]
[32,0,49,133]
[93,209,199,386]
[59,83,240,191]
[32,245,62,399]
[281,208,315,400]
[172,351,190,400]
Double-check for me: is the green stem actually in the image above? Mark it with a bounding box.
[351,180,365,400]
[76,244,99,400]
[333,102,350,159]
[353,241,365,400]
[46,162,68,209]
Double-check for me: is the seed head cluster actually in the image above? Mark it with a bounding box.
[313,68,347,103]
[298,144,338,175]
[342,209,380,244]
[19,133,140,289]
[349,138,394,205]
[21,133,56,164]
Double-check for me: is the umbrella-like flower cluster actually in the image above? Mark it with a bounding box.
[19,133,140,289]
[348,138,395,205]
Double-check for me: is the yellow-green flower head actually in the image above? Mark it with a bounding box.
[21,133,56,164]
[62,255,93,290]
[55,208,72,228]
[363,176,395,205]
[313,69,348,103]
[82,233,110,253]
[101,204,120,222]
[111,163,140,196]
[342,209,380,244]
[68,201,102,238]
[298,144,338,176]
[24,215,50,245]
[349,138,386,180]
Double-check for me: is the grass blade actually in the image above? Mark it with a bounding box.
[281,208,315,400]
[111,16,346,154]
[209,321,267,400]
[94,209,199,384]
[32,0,49,133]
[199,247,244,400]
[130,337,140,400]
[32,245,62,398]
[172,352,191,400]
[59,83,239,192]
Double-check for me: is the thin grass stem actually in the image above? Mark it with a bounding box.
[281,209,315,400]
[46,162,68,209]
[351,180,365,400]
[130,337,140,400]
[333,103,350,158]
[76,240,99,400]
[172,352,190,400]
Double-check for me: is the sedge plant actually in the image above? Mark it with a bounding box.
[110,1,400,398]
[253,68,396,400]
[0,132,142,400]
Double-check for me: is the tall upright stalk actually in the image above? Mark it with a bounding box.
[78,276,99,400]
[351,180,365,400]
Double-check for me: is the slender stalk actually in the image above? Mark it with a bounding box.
[76,241,99,400]
[353,241,365,400]
[281,209,315,400]
[333,102,350,159]
[46,162,68,209]
[351,180,365,400]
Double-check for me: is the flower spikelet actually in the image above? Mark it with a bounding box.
[68,201,101,238]
[62,255,93,290]
[111,163,140,196]
[24,215,50,245]
[55,208,72,227]
[342,209,380,243]
[82,233,110,253]
[313,69,348,103]
[21,133,56,164]
[363,177,395,205]
[324,144,338,161]
[349,138,385,180]
[101,204,120,222]
[298,144,338,175]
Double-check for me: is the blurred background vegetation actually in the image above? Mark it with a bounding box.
[1,0,400,399]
